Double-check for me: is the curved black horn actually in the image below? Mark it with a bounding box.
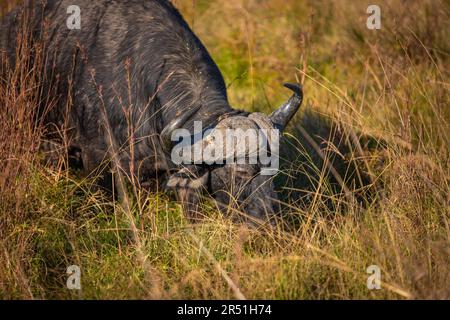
[161,104,202,152]
[269,83,303,130]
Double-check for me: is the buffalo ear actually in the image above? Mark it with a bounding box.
[165,166,210,222]
[165,166,210,190]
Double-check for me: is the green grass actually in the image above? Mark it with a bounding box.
[0,0,449,299]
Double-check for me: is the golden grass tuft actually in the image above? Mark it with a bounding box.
[0,0,448,299]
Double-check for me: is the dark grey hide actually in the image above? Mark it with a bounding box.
[0,0,303,222]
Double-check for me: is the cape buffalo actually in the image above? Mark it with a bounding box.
[0,0,303,222]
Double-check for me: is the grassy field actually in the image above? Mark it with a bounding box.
[0,0,448,299]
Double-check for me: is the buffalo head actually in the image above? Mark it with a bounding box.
[162,83,303,223]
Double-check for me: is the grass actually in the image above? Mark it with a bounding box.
[0,0,449,299]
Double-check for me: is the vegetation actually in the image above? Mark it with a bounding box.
[0,0,448,299]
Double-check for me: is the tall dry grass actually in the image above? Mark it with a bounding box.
[0,0,448,299]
